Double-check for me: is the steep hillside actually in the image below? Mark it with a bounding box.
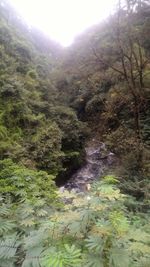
[0,0,149,195]
[54,0,150,197]
[0,0,86,179]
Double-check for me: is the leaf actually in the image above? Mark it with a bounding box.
[41,245,81,267]
[103,175,119,184]
[20,217,35,227]
[135,257,150,267]
[69,221,82,235]
[94,219,111,236]
[0,234,20,260]
[63,244,81,266]
[41,248,64,267]
[23,230,46,249]
[0,259,15,267]
[97,184,121,200]
[129,242,150,254]
[85,236,105,253]
[85,254,104,267]
[0,205,10,216]
[36,209,48,217]
[109,248,130,267]
[127,229,150,243]
[0,219,16,234]
[80,209,95,232]
[109,211,129,235]
[22,246,43,267]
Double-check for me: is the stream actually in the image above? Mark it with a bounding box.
[61,140,115,192]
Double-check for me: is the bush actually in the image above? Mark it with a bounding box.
[0,159,57,204]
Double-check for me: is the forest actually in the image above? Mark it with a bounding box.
[0,0,150,266]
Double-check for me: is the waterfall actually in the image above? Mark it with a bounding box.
[64,141,115,192]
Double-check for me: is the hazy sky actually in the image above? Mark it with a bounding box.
[9,0,118,46]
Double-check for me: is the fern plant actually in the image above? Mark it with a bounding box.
[0,173,149,267]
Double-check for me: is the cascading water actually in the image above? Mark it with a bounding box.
[64,141,115,192]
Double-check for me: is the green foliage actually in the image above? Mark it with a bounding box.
[41,244,81,267]
[0,159,57,203]
[29,122,63,173]
[0,176,149,267]
[0,1,85,178]
[58,0,150,192]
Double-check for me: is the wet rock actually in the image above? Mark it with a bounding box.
[64,142,116,191]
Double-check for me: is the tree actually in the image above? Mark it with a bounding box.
[91,0,150,167]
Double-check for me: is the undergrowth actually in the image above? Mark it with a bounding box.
[0,162,149,267]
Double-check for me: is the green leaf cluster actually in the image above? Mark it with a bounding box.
[0,174,149,267]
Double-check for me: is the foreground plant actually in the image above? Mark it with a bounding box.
[0,167,150,267]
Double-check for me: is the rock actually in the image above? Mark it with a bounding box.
[64,141,116,192]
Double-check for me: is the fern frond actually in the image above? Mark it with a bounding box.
[85,236,105,253]
[0,259,15,267]
[23,230,46,249]
[20,217,35,227]
[127,229,150,243]
[109,247,130,267]
[0,219,16,234]
[109,211,129,235]
[103,175,119,184]
[0,205,10,216]
[68,220,82,235]
[0,234,20,260]
[22,246,43,267]
[129,242,150,254]
[0,125,8,139]
[84,254,104,267]
[41,244,81,267]
[18,204,34,218]
[63,244,81,266]
[36,209,48,217]
[135,257,150,267]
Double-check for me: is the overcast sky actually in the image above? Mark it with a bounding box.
[9,0,118,46]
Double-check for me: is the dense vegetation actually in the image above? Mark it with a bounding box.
[1,173,150,267]
[0,0,87,181]
[56,0,150,197]
[0,0,149,266]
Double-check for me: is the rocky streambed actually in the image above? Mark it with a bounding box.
[63,140,115,192]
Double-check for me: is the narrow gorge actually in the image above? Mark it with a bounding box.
[61,140,116,192]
